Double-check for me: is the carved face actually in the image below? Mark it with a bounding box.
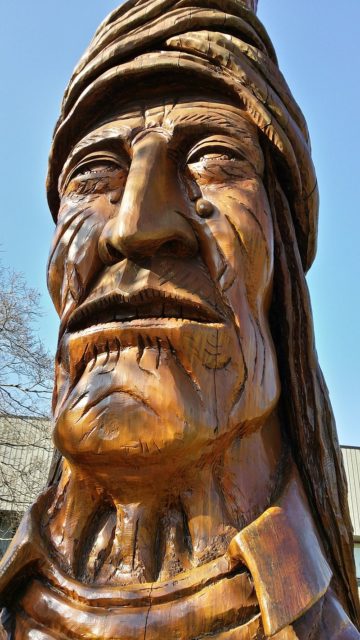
[48,93,280,485]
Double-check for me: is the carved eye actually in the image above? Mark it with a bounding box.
[185,138,255,186]
[70,157,124,178]
[187,139,246,165]
[62,154,128,197]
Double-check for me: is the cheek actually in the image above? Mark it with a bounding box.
[47,196,113,316]
[198,184,279,426]
[199,180,274,308]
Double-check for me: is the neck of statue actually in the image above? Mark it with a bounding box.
[44,411,284,586]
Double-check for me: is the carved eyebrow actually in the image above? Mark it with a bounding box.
[169,111,263,171]
[170,108,258,136]
[59,127,130,191]
[58,109,263,192]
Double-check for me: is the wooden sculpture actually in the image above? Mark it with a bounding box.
[1,1,359,638]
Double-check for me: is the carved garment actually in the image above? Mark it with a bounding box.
[0,468,358,639]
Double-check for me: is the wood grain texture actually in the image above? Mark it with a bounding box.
[0,0,359,638]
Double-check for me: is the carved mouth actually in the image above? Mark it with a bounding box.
[67,289,222,333]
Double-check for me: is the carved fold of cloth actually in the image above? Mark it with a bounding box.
[46,0,318,273]
[0,466,358,638]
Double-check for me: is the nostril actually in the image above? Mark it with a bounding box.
[107,243,123,262]
[101,242,124,265]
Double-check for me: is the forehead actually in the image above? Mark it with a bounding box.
[62,95,263,173]
[95,98,258,136]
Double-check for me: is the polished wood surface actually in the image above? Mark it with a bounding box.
[0,0,359,637]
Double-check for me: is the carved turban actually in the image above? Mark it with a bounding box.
[47,0,318,273]
[46,0,360,625]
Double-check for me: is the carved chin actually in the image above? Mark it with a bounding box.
[53,319,278,470]
[53,340,232,469]
[55,388,194,461]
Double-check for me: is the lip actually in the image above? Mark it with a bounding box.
[60,317,227,384]
[67,288,223,333]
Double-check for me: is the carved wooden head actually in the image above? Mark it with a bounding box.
[46,0,311,491]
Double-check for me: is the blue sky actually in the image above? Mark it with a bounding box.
[0,1,359,445]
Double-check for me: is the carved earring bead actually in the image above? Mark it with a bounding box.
[195,198,214,218]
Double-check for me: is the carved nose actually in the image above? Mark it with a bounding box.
[98,132,197,264]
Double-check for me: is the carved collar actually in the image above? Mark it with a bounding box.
[0,465,332,637]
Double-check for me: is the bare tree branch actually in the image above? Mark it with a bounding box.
[0,257,54,556]
[0,258,53,420]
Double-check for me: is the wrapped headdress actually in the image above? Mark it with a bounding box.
[46,0,359,624]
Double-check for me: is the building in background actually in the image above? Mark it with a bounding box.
[0,415,53,556]
[342,446,360,587]
[0,414,359,591]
